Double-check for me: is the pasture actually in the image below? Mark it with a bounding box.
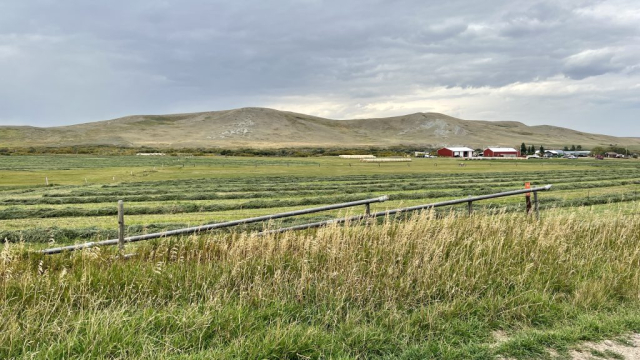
[1,155,640,359]
[1,155,639,244]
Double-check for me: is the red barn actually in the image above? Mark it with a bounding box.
[483,147,520,158]
[437,147,474,158]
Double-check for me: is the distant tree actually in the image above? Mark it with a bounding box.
[563,146,569,151]
[570,145,576,151]
[609,146,627,155]
[521,143,527,155]
[576,145,582,151]
[529,145,535,154]
[591,146,606,156]
[539,145,545,155]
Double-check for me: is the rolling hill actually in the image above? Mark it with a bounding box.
[1,107,638,149]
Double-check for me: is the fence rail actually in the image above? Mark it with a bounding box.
[40,196,389,255]
[40,185,552,255]
[259,185,552,235]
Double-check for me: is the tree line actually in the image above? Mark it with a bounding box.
[520,143,546,156]
[0,145,431,157]
[590,146,635,157]
[520,143,587,155]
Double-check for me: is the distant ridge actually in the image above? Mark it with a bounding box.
[1,107,638,149]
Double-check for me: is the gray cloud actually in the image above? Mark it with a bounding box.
[0,0,639,136]
[563,48,627,79]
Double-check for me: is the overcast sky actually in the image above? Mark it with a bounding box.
[1,0,638,136]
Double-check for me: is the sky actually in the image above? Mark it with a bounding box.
[0,0,638,136]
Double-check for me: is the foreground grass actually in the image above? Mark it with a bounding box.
[2,211,640,359]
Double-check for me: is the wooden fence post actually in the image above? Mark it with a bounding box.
[118,200,125,254]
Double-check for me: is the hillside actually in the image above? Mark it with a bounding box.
[1,107,638,149]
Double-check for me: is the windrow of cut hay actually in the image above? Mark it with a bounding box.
[338,154,376,159]
[360,158,412,162]
[1,209,640,358]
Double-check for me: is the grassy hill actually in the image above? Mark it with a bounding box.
[1,107,638,149]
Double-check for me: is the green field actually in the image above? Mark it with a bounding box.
[2,155,640,359]
[1,155,639,244]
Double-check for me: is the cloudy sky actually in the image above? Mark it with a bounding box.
[1,0,638,136]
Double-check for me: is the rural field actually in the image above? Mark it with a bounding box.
[2,155,640,358]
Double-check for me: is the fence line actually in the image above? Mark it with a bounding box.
[259,185,552,235]
[40,185,552,255]
[40,196,389,255]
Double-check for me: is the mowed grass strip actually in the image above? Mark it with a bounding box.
[2,181,639,221]
[3,183,639,245]
[2,175,638,206]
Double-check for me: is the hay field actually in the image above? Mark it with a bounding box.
[1,155,638,244]
[1,155,640,358]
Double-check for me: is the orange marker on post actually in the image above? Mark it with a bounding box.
[525,182,532,214]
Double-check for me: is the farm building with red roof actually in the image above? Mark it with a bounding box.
[483,147,520,158]
[437,147,474,158]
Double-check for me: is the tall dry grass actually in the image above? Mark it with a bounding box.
[1,209,640,358]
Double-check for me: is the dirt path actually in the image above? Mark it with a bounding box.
[495,332,640,359]
[568,334,640,359]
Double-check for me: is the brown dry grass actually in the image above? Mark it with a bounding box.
[2,209,640,358]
